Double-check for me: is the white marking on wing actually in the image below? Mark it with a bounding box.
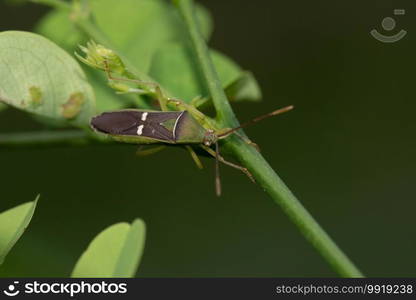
[172,111,185,140]
[137,125,144,135]
[141,112,148,121]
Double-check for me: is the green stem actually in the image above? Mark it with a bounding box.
[0,130,93,147]
[175,0,363,277]
[30,0,70,10]
[174,1,236,127]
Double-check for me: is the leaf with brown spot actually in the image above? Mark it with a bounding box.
[0,31,95,127]
[28,86,43,106]
[62,92,85,119]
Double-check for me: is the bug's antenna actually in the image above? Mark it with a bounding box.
[218,105,294,138]
[215,141,222,197]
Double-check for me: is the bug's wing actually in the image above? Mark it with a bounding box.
[142,123,175,142]
[136,111,183,142]
[91,110,188,144]
[91,111,140,134]
[145,111,182,123]
[119,121,175,142]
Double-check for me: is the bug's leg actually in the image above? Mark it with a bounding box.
[102,60,169,111]
[154,85,169,111]
[136,145,166,156]
[201,145,255,183]
[102,60,155,88]
[190,96,207,108]
[233,132,261,152]
[215,142,221,196]
[185,146,204,169]
[216,127,260,152]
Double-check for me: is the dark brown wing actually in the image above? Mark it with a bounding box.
[91,110,184,143]
[91,111,140,134]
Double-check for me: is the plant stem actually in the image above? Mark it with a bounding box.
[175,0,363,277]
[0,130,92,147]
[174,1,237,127]
[30,0,70,10]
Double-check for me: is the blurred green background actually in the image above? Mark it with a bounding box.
[1,0,415,277]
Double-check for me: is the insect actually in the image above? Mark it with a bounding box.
[90,61,293,196]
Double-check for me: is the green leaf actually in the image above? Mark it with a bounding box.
[87,0,212,73]
[0,31,96,127]
[71,219,146,278]
[36,0,212,111]
[0,195,39,265]
[224,71,262,103]
[35,9,84,53]
[148,43,262,103]
[35,0,260,109]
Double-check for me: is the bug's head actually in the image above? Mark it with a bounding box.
[203,129,218,146]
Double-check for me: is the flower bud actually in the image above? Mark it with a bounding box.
[75,41,126,75]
